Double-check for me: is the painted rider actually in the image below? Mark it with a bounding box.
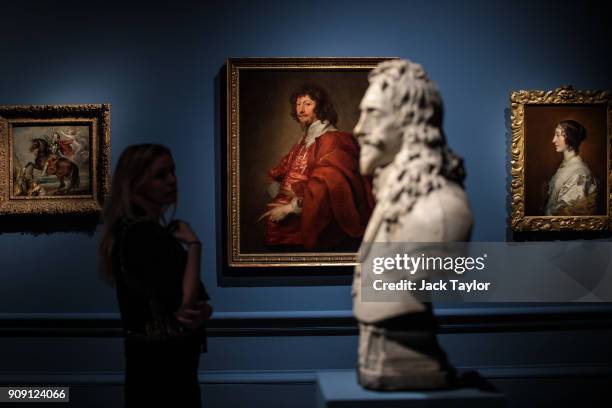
[42,132,74,176]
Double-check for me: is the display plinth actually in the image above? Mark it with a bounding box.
[316,370,504,408]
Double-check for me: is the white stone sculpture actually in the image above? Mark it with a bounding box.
[352,59,473,390]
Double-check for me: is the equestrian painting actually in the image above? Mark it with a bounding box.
[12,125,91,197]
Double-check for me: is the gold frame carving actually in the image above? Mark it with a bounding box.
[510,86,612,231]
[227,57,392,267]
[0,104,110,217]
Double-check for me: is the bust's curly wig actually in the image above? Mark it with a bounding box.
[367,60,466,230]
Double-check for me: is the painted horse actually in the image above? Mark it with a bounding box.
[25,138,80,194]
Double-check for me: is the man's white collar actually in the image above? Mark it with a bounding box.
[304,120,337,147]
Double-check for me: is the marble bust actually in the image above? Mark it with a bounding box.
[352,59,473,390]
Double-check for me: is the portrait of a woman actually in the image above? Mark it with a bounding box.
[545,119,598,216]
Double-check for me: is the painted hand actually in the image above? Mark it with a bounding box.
[257,202,294,223]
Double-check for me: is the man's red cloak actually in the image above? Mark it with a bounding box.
[265,131,375,250]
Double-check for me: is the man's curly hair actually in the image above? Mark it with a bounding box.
[289,83,338,126]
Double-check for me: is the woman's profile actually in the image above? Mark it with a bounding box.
[545,120,598,216]
[98,144,212,407]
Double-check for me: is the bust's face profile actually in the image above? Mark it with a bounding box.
[552,125,568,153]
[354,78,402,175]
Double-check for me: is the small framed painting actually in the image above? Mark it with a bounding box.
[0,104,110,218]
[510,86,611,231]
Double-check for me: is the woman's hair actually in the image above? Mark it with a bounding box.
[557,120,587,153]
[289,83,338,126]
[98,144,173,285]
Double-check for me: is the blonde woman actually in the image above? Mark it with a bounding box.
[99,144,212,407]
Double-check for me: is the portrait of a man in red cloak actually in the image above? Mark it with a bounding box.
[258,84,375,251]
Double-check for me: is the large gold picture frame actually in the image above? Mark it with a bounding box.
[510,86,612,231]
[226,57,391,268]
[0,104,110,218]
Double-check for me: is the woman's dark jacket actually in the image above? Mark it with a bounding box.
[111,217,209,351]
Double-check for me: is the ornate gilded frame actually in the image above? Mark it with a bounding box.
[510,86,612,231]
[226,57,391,268]
[0,104,110,217]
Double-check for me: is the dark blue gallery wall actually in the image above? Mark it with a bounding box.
[0,0,611,314]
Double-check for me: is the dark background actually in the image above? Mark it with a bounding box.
[0,1,611,407]
[524,104,608,215]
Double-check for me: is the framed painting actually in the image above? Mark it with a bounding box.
[226,57,392,267]
[510,86,612,231]
[0,104,110,218]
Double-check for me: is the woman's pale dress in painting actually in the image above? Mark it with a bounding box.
[544,120,598,216]
[545,155,598,215]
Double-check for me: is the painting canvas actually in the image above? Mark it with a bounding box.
[510,86,611,231]
[226,58,393,267]
[12,124,91,197]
